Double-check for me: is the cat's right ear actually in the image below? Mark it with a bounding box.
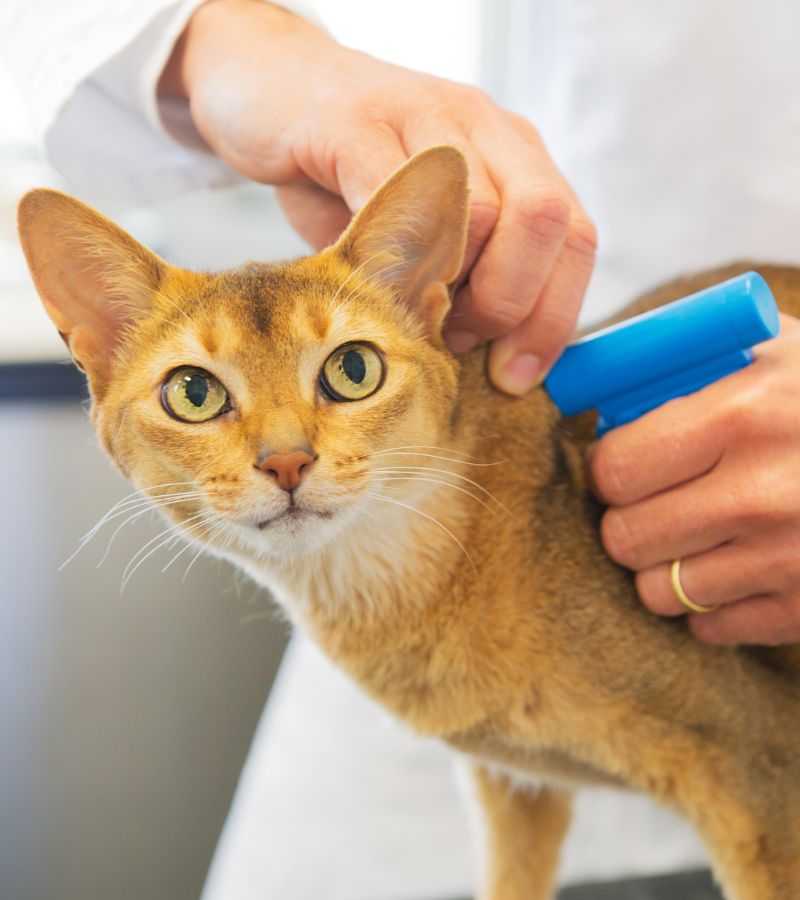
[333,146,469,339]
[17,189,166,392]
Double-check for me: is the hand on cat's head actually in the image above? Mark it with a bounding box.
[17,147,472,560]
[159,0,597,396]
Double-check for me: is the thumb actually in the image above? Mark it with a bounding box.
[330,127,409,213]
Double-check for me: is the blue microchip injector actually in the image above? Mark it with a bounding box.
[543,271,780,435]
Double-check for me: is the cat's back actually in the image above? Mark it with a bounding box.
[620,262,800,320]
[451,264,800,688]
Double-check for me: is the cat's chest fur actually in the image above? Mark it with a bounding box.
[236,370,630,774]
[242,514,632,793]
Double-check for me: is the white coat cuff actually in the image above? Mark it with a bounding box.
[150,1,328,155]
[44,0,325,201]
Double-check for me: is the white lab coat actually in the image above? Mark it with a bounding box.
[4,2,799,897]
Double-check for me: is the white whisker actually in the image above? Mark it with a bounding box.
[182,547,205,583]
[372,465,513,517]
[161,519,217,574]
[375,475,496,514]
[94,494,208,567]
[373,450,507,467]
[365,490,476,573]
[374,444,479,460]
[60,489,207,570]
[99,481,198,516]
[179,519,232,583]
[121,510,212,593]
[74,481,200,545]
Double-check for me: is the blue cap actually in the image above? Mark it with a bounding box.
[544,271,779,432]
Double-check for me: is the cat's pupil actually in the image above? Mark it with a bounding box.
[185,374,209,407]
[341,349,366,384]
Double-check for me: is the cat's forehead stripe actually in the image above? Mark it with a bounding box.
[225,265,337,337]
[290,302,331,343]
[198,323,218,356]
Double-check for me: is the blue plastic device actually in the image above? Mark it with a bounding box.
[544,271,780,435]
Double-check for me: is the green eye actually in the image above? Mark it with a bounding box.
[321,342,385,402]
[162,367,229,423]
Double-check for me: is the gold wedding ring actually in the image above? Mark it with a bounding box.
[669,559,717,614]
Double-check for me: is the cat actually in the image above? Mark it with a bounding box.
[18,146,800,900]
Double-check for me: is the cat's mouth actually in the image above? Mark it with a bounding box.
[255,504,333,530]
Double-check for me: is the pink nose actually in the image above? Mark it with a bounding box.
[256,449,315,492]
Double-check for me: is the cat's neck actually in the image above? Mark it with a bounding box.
[253,469,493,731]
[243,352,584,734]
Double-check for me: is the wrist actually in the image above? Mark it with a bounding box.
[159,0,330,101]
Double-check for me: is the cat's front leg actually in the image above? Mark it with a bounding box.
[468,764,572,900]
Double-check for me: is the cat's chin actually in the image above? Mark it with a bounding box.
[255,505,333,531]
[235,501,359,561]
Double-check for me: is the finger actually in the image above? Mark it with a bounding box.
[507,112,588,210]
[688,594,800,646]
[586,338,793,507]
[276,184,353,249]
[396,127,501,352]
[487,212,595,394]
[329,125,409,213]
[600,473,740,570]
[461,124,594,393]
[588,391,727,506]
[452,124,574,346]
[635,541,783,617]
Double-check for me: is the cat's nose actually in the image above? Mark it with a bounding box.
[256,448,316,492]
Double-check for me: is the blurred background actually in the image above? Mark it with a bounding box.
[0,3,489,898]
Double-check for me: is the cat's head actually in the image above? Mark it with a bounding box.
[18,147,470,560]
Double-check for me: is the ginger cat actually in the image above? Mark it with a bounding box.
[18,147,800,900]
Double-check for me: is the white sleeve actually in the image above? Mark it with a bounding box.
[0,0,324,201]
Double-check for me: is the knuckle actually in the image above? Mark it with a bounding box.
[511,188,571,242]
[508,111,541,139]
[468,200,500,245]
[728,482,763,528]
[531,304,579,347]
[734,467,787,528]
[456,85,501,120]
[601,509,640,567]
[477,301,525,334]
[566,214,598,258]
[756,469,789,520]
[718,384,769,438]
[458,84,493,109]
[467,270,528,332]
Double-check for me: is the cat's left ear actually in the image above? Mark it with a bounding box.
[17,189,166,394]
[334,145,469,338]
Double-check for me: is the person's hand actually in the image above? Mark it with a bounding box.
[159,0,596,395]
[588,314,800,646]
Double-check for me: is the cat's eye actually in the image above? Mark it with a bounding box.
[162,367,230,423]
[320,342,385,402]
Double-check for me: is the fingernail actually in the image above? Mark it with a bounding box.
[445,330,479,353]
[500,353,542,395]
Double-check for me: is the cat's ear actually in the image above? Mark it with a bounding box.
[17,189,166,390]
[334,145,469,338]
